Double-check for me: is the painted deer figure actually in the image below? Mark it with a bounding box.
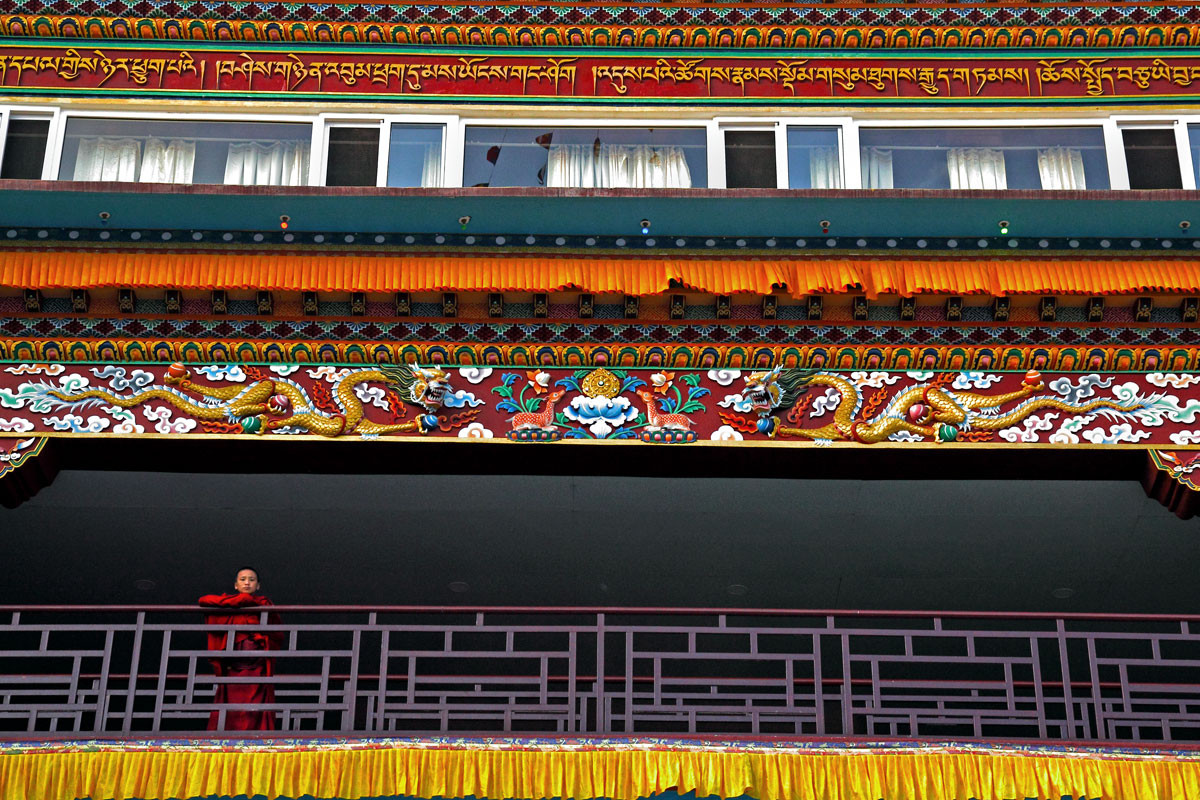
[636,389,692,431]
[509,388,566,431]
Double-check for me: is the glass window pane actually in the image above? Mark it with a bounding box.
[1122,129,1181,189]
[2,119,50,180]
[464,126,706,188]
[1190,124,1200,188]
[326,127,379,187]
[58,118,311,186]
[787,127,841,189]
[858,127,1109,190]
[387,125,444,188]
[724,130,775,188]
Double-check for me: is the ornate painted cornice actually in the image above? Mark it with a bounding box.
[3,4,1200,48]
[4,362,1200,446]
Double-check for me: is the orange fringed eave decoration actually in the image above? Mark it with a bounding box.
[3,250,1200,300]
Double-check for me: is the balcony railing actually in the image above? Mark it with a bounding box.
[2,605,1199,742]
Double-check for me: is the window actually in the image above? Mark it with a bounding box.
[325,127,379,187]
[1,118,50,179]
[857,127,1109,190]
[724,130,775,188]
[1189,125,1200,189]
[387,125,444,187]
[1122,128,1182,189]
[464,126,706,188]
[787,127,841,189]
[58,118,312,186]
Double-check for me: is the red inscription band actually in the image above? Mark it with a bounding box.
[3,46,1200,101]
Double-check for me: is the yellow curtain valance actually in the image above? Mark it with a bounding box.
[2,740,1199,800]
[2,250,1200,299]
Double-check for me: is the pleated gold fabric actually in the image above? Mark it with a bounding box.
[3,250,1200,299]
[2,742,1199,800]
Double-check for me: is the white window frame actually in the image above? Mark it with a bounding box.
[849,116,1119,191]
[1108,115,1187,190]
[48,109,322,184]
[711,118,782,189]
[780,116,853,189]
[315,112,456,187]
[456,116,711,189]
[0,105,61,180]
[316,115,384,186]
[384,114,458,188]
[1179,115,1200,191]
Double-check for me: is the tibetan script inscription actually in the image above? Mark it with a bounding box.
[3,47,1200,101]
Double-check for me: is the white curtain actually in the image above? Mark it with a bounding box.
[546,143,598,188]
[809,146,842,189]
[73,137,142,182]
[1037,146,1086,190]
[860,146,894,189]
[545,143,692,188]
[140,138,195,183]
[420,144,443,188]
[224,141,309,186]
[947,147,1007,190]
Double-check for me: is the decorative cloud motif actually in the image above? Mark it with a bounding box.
[443,390,485,408]
[717,393,752,412]
[458,367,494,384]
[810,388,841,418]
[42,414,111,433]
[1081,424,1152,444]
[0,418,34,432]
[458,422,494,439]
[1048,374,1113,405]
[354,385,392,411]
[1147,373,1200,389]
[4,365,65,376]
[851,371,902,388]
[195,365,247,382]
[142,405,197,434]
[951,372,1002,389]
[1048,414,1094,445]
[710,425,744,441]
[706,369,741,387]
[999,412,1058,442]
[92,366,155,392]
[306,366,355,383]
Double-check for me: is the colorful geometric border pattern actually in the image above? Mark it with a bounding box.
[3,18,1200,49]
[2,338,1196,371]
[3,316,1199,347]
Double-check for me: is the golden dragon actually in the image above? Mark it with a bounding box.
[39,363,450,437]
[773,370,1150,444]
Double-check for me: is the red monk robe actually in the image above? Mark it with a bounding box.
[198,591,283,731]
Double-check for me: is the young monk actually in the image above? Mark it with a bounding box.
[199,567,283,731]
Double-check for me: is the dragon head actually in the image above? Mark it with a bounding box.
[408,365,451,412]
[376,364,452,413]
[743,366,787,414]
[741,367,815,417]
